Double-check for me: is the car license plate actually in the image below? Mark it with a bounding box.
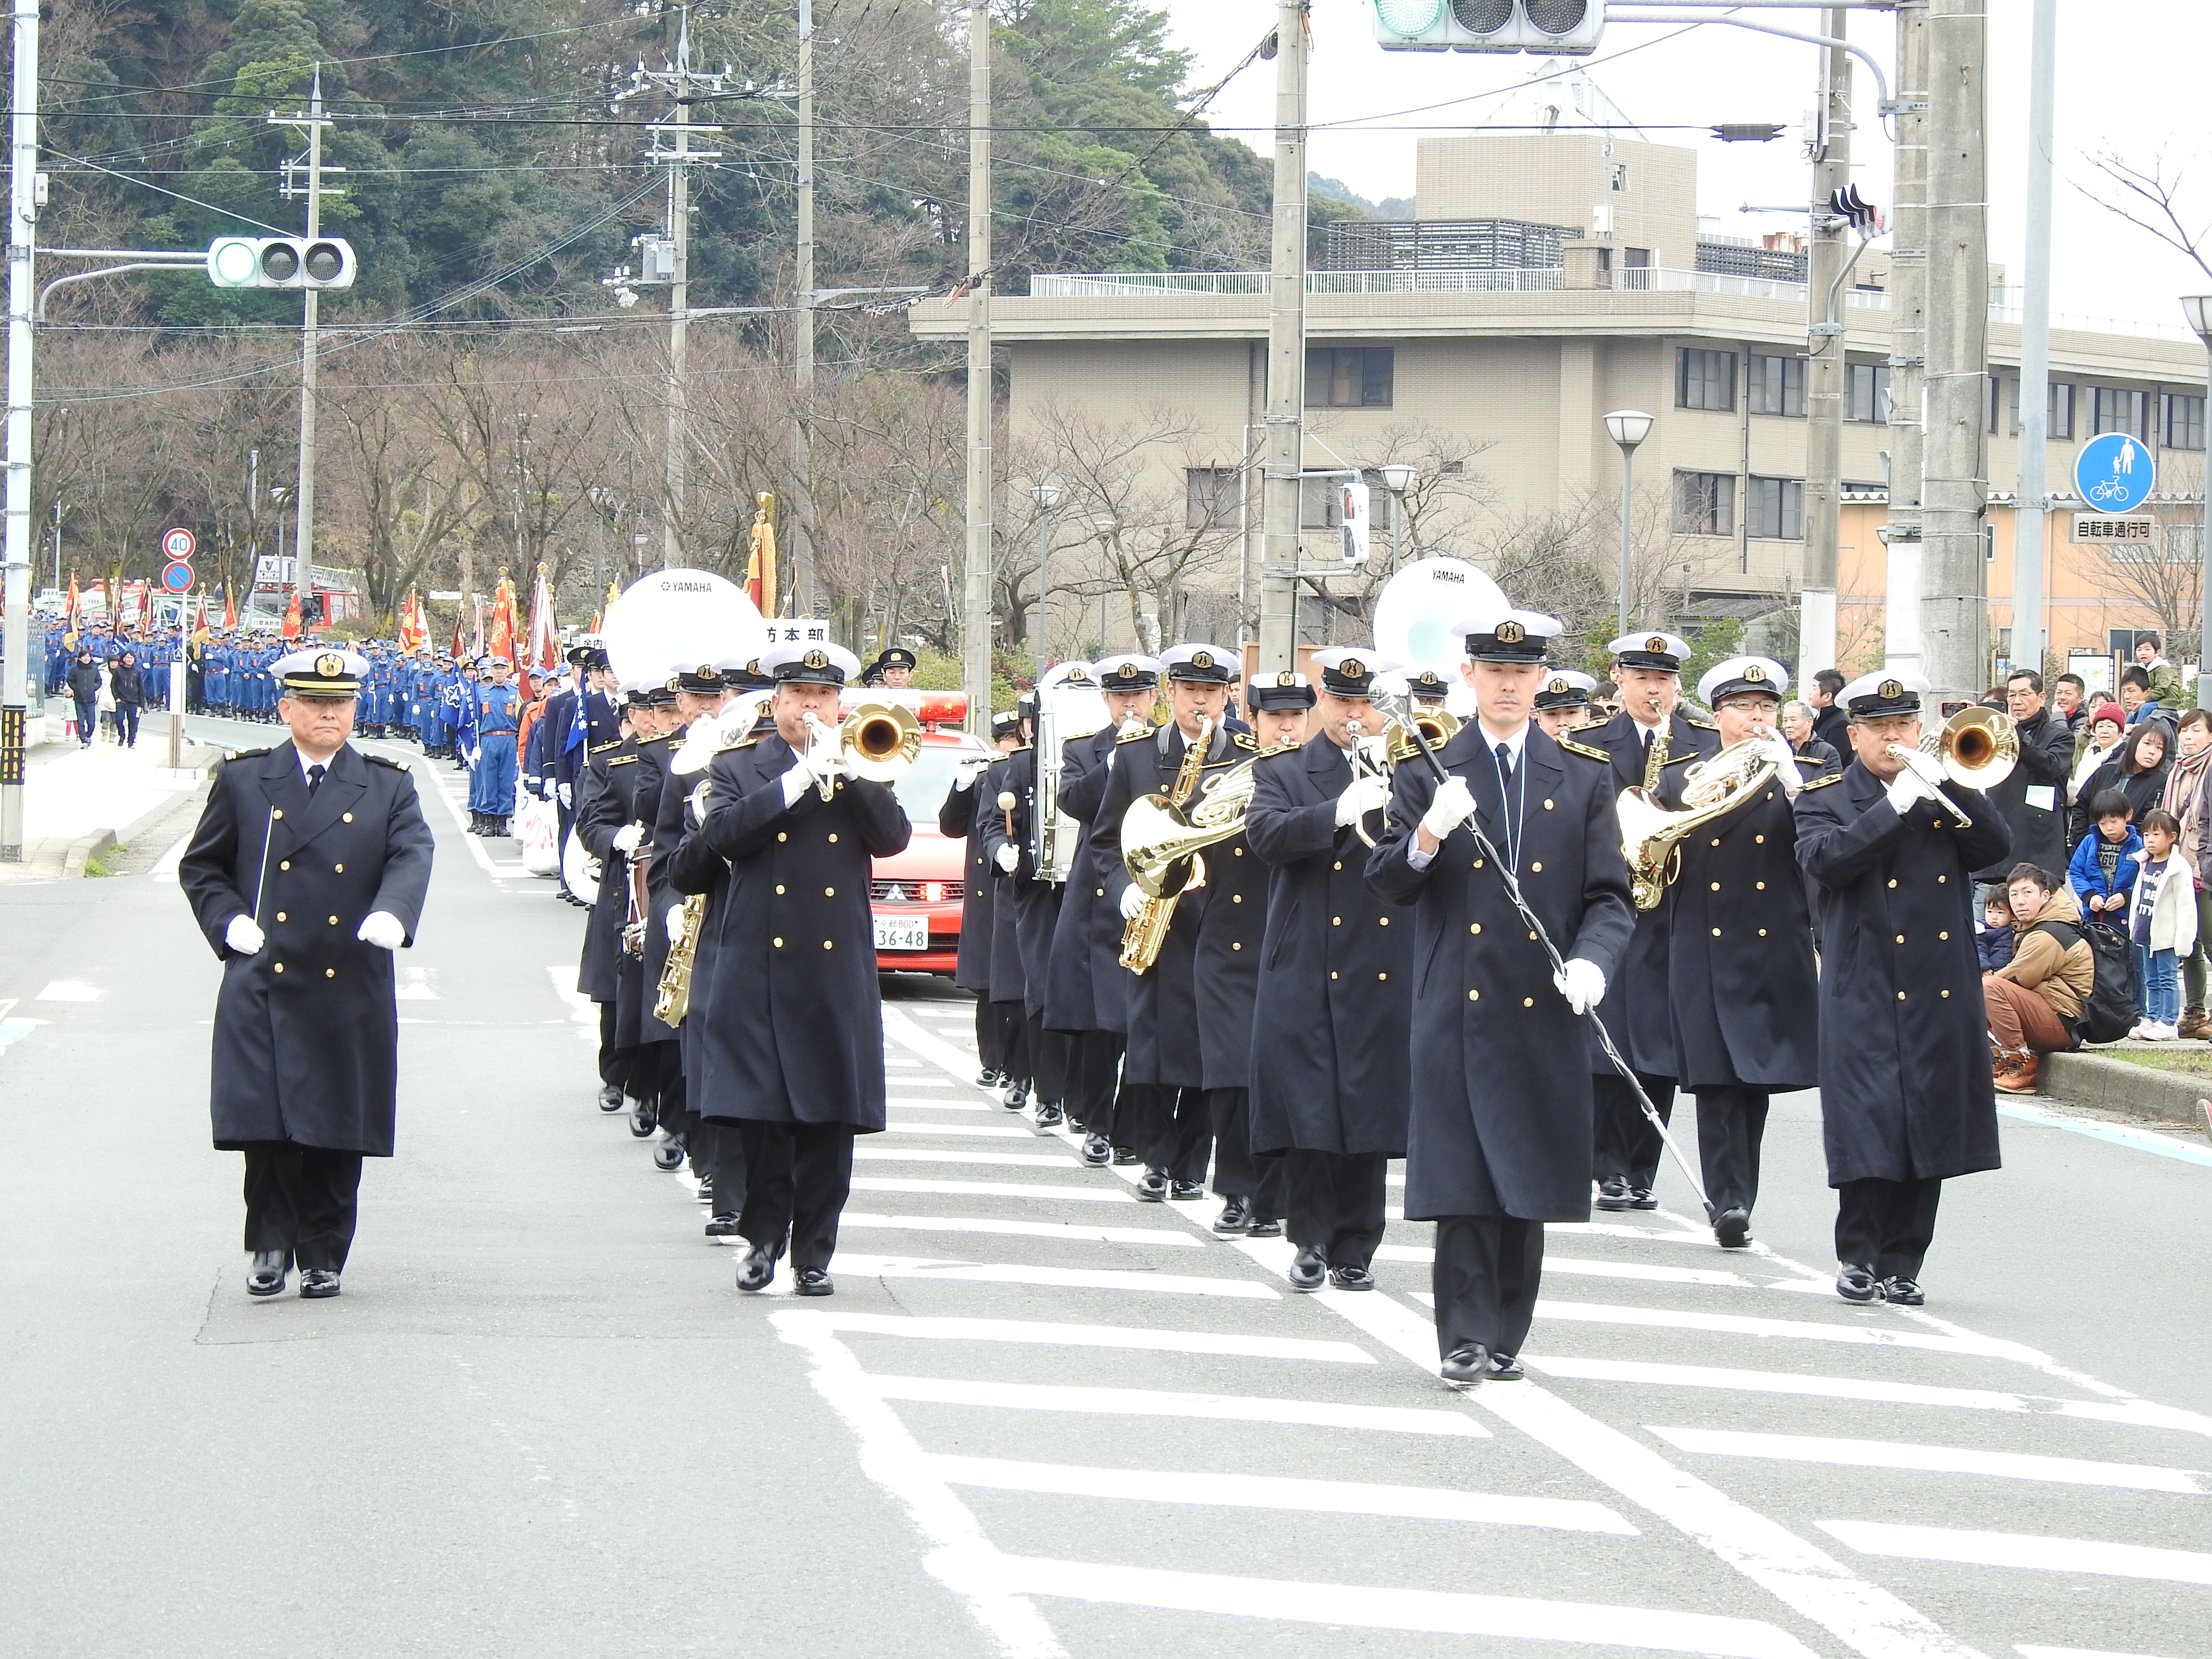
[874,914,930,952]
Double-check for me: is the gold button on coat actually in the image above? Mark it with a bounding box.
[1331,916,1342,926]
[279,860,290,871]
[334,864,343,873]
[1897,991,1907,1001]
[828,833,839,843]
[325,969,335,979]
[273,963,285,974]
[824,886,835,896]
[342,813,353,824]
[824,940,833,950]
[1467,988,1480,1001]
[275,912,287,922]
[773,937,784,948]
[776,885,785,894]
[328,915,338,926]
[1523,997,1534,1008]
[271,809,284,820]
[1469,922,1482,935]
[1530,862,1542,873]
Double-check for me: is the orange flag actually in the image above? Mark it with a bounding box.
[281,590,302,639]
[488,573,518,666]
[221,584,237,630]
[526,565,561,677]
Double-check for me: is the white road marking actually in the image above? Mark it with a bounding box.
[838,1213,1201,1248]
[851,1177,1137,1205]
[828,1254,1279,1300]
[779,1310,1374,1365]
[994,1557,1819,1659]
[1374,1243,1753,1288]
[883,1121,1045,1139]
[1526,1357,2042,1415]
[1819,1521,2212,1587]
[543,964,598,1046]
[421,766,498,874]
[886,1097,997,1113]
[1998,1099,2212,1170]
[1533,1300,2052,1364]
[1648,1426,2208,1494]
[35,980,101,1002]
[861,1374,1488,1437]
[926,1453,1635,1532]
[854,1148,1084,1169]
[2017,1647,2193,1659]
[151,830,192,878]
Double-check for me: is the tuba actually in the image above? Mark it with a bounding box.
[1618,739,1780,911]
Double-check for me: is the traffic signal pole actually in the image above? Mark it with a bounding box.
[1257,0,1309,675]
[1799,5,1851,682]
[960,1,993,735]
[271,69,336,632]
[2,0,38,860]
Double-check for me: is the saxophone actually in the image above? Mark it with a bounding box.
[655,893,707,1025]
[1118,715,1214,973]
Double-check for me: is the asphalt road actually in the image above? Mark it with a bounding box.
[2,719,2209,1659]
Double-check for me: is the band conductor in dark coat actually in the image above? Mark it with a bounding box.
[180,647,434,1301]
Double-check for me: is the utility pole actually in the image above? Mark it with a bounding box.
[1882,0,1929,680]
[792,0,817,617]
[1257,0,1309,674]
[2012,0,2057,682]
[1799,5,1851,680]
[960,1,993,733]
[271,68,338,632]
[1919,0,1989,704]
[2,0,38,860]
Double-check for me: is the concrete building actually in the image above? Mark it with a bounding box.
[912,130,2209,680]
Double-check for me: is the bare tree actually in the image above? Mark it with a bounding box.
[2079,150,2212,281]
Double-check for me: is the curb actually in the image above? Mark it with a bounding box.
[2039,1048,2209,1128]
[62,744,223,879]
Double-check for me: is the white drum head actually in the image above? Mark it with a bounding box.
[1372,559,1506,677]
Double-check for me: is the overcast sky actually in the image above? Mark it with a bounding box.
[1159,0,2212,340]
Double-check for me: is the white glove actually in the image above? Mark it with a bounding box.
[1552,957,1607,1015]
[666,905,686,942]
[557,782,573,809]
[612,823,644,856]
[1420,774,1476,840]
[1118,714,1148,737]
[1897,745,1947,789]
[464,749,478,770]
[781,759,815,807]
[1335,772,1392,826]
[995,842,1021,873]
[224,914,265,955]
[1757,733,1804,795]
[1886,767,1931,817]
[357,911,406,950]
[1118,883,1150,921]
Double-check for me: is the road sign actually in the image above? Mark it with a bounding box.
[160,526,196,560]
[158,561,193,592]
[2071,515,2156,544]
[2074,433,2155,514]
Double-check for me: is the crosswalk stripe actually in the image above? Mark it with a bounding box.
[1374,1243,1753,1288]
[1526,1356,2042,1415]
[883,1121,1048,1139]
[1648,1426,2207,1494]
[1818,1521,2212,1587]
[1531,1299,2050,1363]
[773,1309,1375,1364]
[992,1556,1820,1659]
[886,1098,996,1112]
[861,1373,1489,1436]
[851,1177,1137,1204]
[2016,1647,2194,1659]
[839,1213,1202,1248]
[854,1148,1077,1169]
[827,1254,1279,1300]
[926,1453,1636,1533]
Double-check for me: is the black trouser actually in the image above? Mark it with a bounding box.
[1431,1215,1546,1360]
[1123,1083,1211,1181]
[974,998,1005,1073]
[1027,1017,1074,1106]
[991,1000,1029,1085]
[694,1119,747,1216]
[1834,1176,1943,1281]
[241,1142,364,1273]
[114,702,140,745]
[597,1002,623,1088]
[1204,1089,1283,1219]
[1593,1070,1677,1190]
[1284,1148,1387,1268]
[1069,1031,1124,1136]
[1694,1087,1770,1217]
[737,1122,854,1271]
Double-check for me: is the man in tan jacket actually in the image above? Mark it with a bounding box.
[1985,864,2096,1093]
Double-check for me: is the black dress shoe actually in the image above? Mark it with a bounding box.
[1169,1179,1204,1202]
[1627,1187,1659,1211]
[1881,1276,1925,1306]
[1288,1247,1326,1291]
[1033,1102,1064,1129]
[1487,1352,1526,1382]
[1111,1145,1141,1166]
[1213,1196,1252,1235]
[1440,1344,1489,1386]
[1080,1133,1113,1166]
[975,1068,1003,1088]
[299,1268,341,1299]
[1135,1168,1169,1202]
[247,1250,288,1297]
[736,1246,777,1292]
[1836,1262,1887,1303]
[793,1267,834,1297]
[597,1084,625,1113]
[1245,1217,1283,1238]
[1594,1175,1633,1211]
[1328,1264,1375,1291]
[629,1101,658,1138]
[1714,1207,1752,1250]
[1000,1082,1029,1112]
[704,1214,743,1238]
[652,1135,686,1171]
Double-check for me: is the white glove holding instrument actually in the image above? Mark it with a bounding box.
[611,824,644,856]
[1552,957,1607,1015]
[1335,773,1391,827]
[780,758,816,807]
[666,905,686,943]
[1897,745,1948,790]
[1886,767,1932,817]
[995,842,1021,873]
[557,781,573,809]
[357,911,407,951]
[225,915,266,955]
[1118,883,1150,922]
[1118,714,1148,737]
[1420,774,1477,841]
[1755,733,1804,795]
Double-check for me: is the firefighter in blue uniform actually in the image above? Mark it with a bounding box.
[467,656,520,835]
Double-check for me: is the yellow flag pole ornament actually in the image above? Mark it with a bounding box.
[748,493,779,618]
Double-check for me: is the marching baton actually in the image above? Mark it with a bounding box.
[1374,691,1711,1214]
[250,804,276,927]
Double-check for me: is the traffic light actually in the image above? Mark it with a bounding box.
[1340,476,1373,565]
[205,236,357,290]
[301,593,326,626]
[1370,0,1606,55]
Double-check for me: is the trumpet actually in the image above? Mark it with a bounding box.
[801,701,923,800]
[1885,705,2017,828]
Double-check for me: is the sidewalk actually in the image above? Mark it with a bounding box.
[0,714,221,882]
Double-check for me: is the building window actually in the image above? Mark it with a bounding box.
[2091,385,2148,439]
[1677,349,1737,411]
[1845,362,1891,423]
[1748,354,1805,417]
[1746,476,1805,540]
[2164,392,2205,452]
[1675,471,1736,537]
[2048,382,2074,440]
[1305,348,1393,409]
[1988,374,2016,436]
[1184,467,1240,530]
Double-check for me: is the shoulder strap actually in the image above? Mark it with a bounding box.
[2029,918,2083,951]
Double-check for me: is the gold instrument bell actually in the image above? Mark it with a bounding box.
[1617,739,1781,912]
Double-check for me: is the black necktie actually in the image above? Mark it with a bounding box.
[307,763,325,799]
[1495,742,1513,782]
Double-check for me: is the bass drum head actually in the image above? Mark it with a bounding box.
[1373,558,1506,679]
[562,826,601,907]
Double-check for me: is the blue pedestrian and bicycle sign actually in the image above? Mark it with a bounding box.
[2075,433,2155,514]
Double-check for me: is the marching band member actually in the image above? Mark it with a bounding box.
[1795,672,2009,1305]
[980,700,1036,1110]
[574,687,649,1130]
[1368,608,1633,1384]
[1246,650,1412,1286]
[944,712,1020,1086]
[1532,670,1598,738]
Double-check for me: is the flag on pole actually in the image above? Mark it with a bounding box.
[747,493,778,616]
[449,601,468,662]
[61,573,80,647]
[487,572,518,666]
[190,590,210,646]
[527,564,561,678]
[222,583,237,630]
[398,589,427,653]
[281,589,302,639]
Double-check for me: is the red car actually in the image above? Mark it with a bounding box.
[846,692,986,975]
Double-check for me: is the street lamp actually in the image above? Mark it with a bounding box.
[2184,298,2212,709]
[1603,410,1655,636]
[1377,463,1416,573]
[1033,481,1064,689]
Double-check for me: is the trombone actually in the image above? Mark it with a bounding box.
[1885,706,2018,828]
[800,701,922,800]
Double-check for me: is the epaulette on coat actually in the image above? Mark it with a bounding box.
[1116,724,1154,745]
[223,747,273,762]
[1555,736,1611,762]
[1797,771,1844,791]
[364,753,409,772]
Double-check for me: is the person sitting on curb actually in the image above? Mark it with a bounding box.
[1985,864,2095,1094]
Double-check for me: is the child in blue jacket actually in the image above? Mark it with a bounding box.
[2068,787,2143,922]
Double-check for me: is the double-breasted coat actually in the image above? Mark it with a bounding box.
[1190,753,1272,1093]
[1795,765,2011,1185]
[1245,733,1414,1154]
[978,751,1028,1006]
[981,744,1069,1019]
[573,738,634,1004]
[1558,708,1719,1077]
[180,742,434,1157]
[689,732,911,1130]
[941,770,998,996]
[1042,727,1127,1034]
[1365,725,1635,1221]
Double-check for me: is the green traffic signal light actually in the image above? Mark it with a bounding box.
[1374,0,1446,34]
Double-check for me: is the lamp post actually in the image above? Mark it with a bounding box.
[1603,411,1654,636]
[1378,463,1415,573]
[2185,297,2212,710]
[1032,481,1063,690]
